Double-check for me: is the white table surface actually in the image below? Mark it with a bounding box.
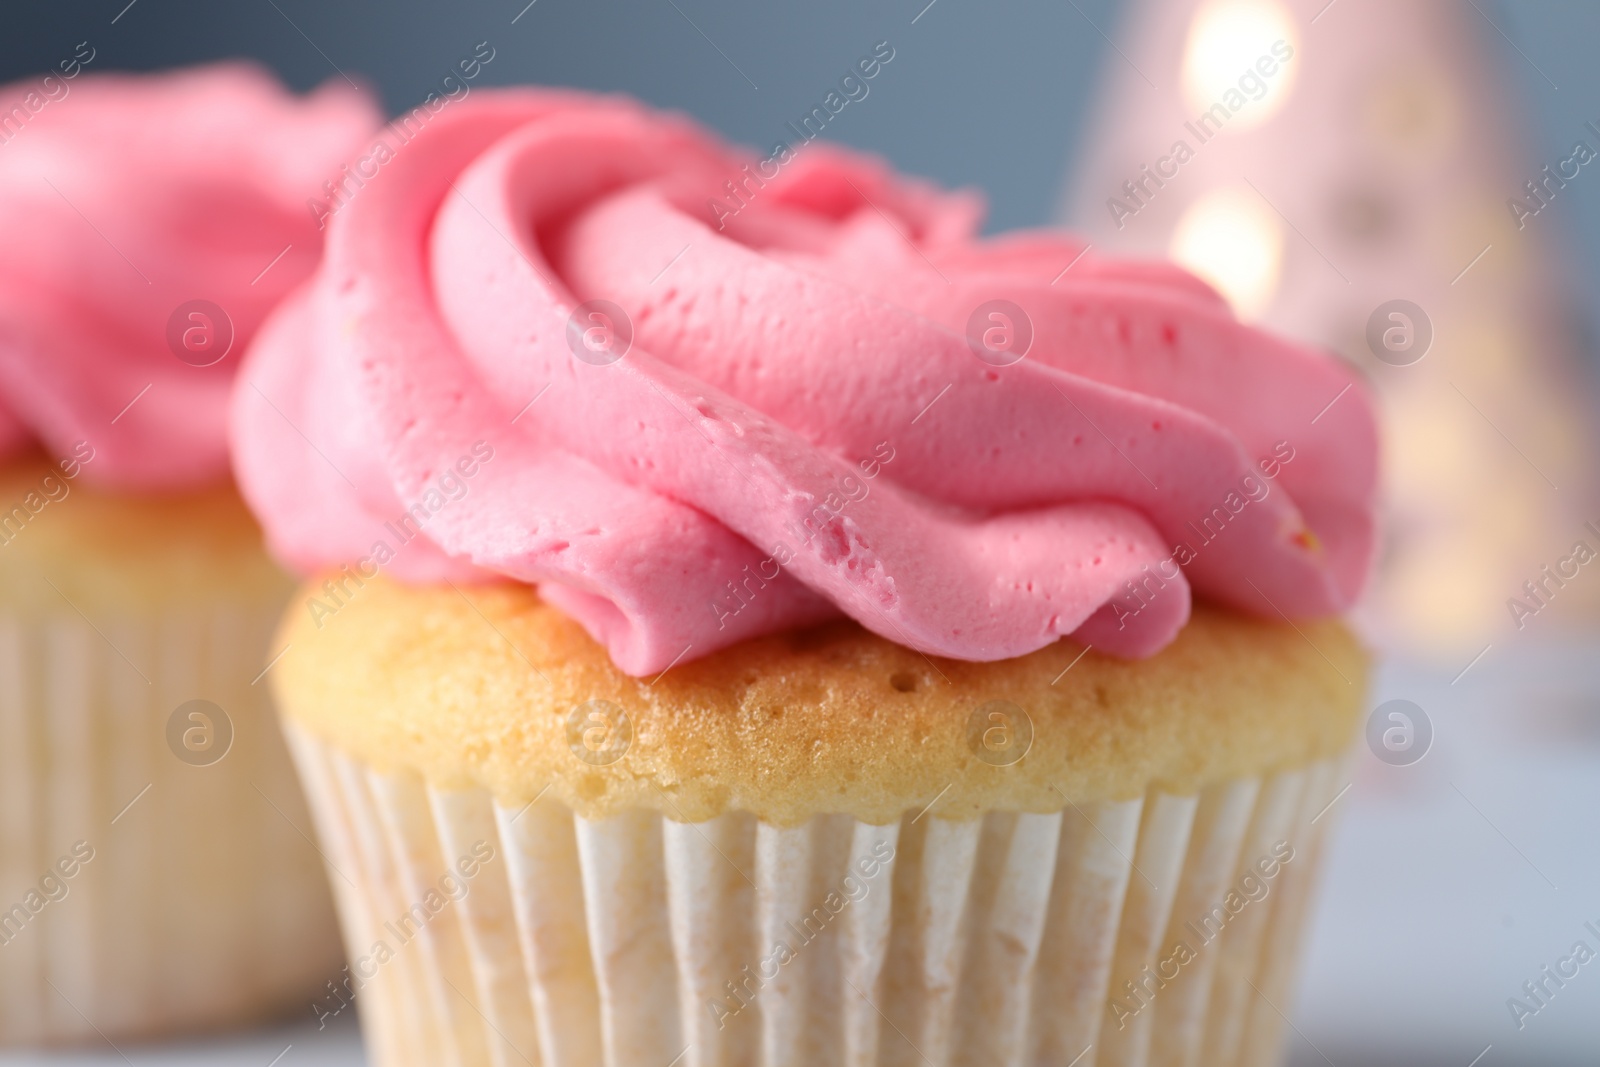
[0,1011,362,1067]
[1288,631,1600,1066]
[6,634,1598,1067]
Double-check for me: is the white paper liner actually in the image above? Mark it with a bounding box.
[0,602,341,1044]
[284,720,1347,1067]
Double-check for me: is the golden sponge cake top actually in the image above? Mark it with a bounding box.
[273,573,1366,826]
[0,454,288,613]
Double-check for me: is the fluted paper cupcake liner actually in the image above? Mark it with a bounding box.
[284,718,1348,1067]
[0,601,342,1044]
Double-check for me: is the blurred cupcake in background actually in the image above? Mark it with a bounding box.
[0,63,377,1043]
[239,91,1376,1067]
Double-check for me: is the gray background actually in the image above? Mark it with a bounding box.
[2,0,1118,232]
[0,2,1572,226]
[7,1,1598,329]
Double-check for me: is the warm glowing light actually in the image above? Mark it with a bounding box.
[1169,185,1283,319]
[1181,0,1299,132]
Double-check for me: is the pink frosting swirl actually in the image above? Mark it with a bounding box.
[233,90,1377,675]
[0,63,378,489]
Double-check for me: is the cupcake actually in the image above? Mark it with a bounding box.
[0,65,377,1042]
[236,90,1377,1067]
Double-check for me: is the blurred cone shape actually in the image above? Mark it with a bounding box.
[1064,0,1600,658]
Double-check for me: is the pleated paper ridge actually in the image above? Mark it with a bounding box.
[284,720,1346,1067]
[0,603,341,1043]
